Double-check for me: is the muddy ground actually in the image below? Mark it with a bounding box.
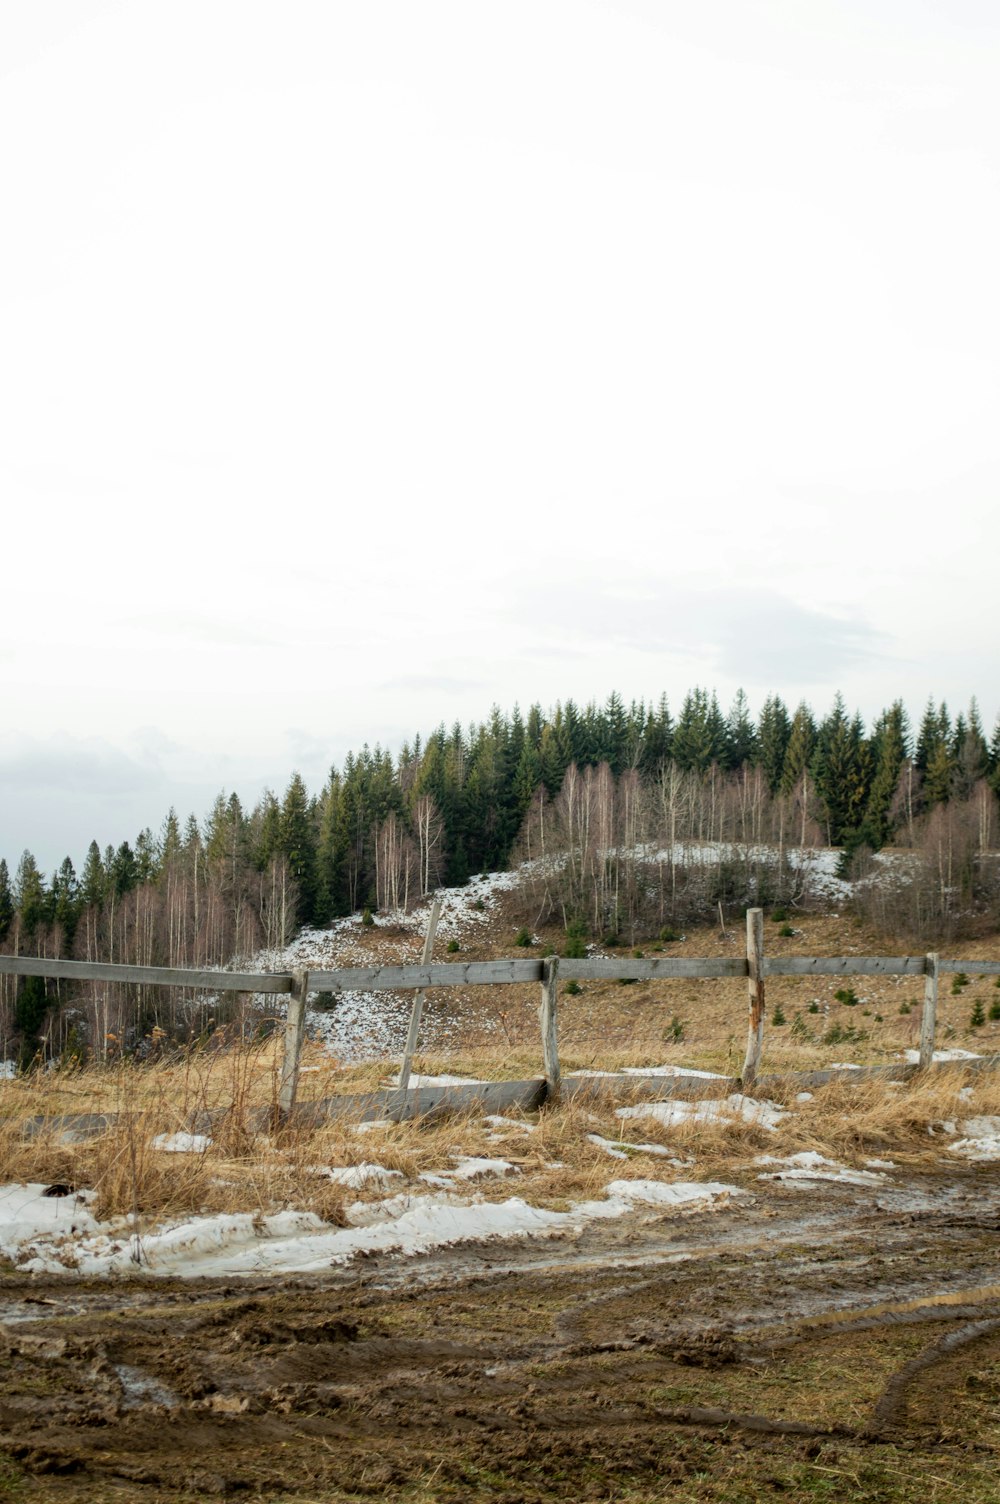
[2,1170,1000,1503]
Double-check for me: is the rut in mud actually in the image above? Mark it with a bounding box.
[1,1170,1000,1503]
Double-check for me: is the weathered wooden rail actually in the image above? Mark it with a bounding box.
[3,910,1000,1119]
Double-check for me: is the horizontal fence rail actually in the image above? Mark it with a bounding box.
[0,956,294,993]
[309,960,543,989]
[3,912,1000,1117]
[763,956,931,977]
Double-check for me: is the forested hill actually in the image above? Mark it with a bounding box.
[2,688,998,969]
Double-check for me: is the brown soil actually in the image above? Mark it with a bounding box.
[3,1168,1000,1502]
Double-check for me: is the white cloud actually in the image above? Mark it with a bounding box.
[1,1,998,863]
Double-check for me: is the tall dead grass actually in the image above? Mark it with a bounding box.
[2,1044,998,1234]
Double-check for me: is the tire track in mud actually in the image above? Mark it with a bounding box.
[2,1174,1000,1499]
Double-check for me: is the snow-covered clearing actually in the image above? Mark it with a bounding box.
[244,871,522,1062]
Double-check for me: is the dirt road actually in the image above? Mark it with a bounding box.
[2,1169,1000,1502]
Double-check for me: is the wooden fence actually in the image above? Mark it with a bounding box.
[2,909,1000,1120]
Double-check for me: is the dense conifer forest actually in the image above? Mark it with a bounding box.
[2,688,998,1062]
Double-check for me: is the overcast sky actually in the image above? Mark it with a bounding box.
[2,0,998,875]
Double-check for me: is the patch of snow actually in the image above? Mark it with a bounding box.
[483,1115,535,1133]
[756,1152,887,1186]
[0,1062,16,1080]
[795,1092,814,1102]
[351,1119,393,1135]
[150,1133,211,1154]
[601,1179,741,1210]
[446,1157,517,1182]
[865,1158,897,1170]
[0,1171,745,1279]
[568,1064,728,1081]
[322,1164,403,1190]
[387,1072,484,1088]
[827,1062,862,1070]
[617,1094,788,1132]
[947,1116,1000,1161]
[587,1134,685,1164]
[621,1065,729,1080]
[902,1048,982,1064]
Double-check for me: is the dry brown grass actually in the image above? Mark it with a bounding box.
[2,906,999,1232]
[3,1049,998,1234]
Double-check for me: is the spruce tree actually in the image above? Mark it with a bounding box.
[757,694,791,793]
[280,771,318,923]
[0,859,13,943]
[864,702,909,848]
[52,856,79,953]
[79,841,105,910]
[110,841,138,896]
[15,975,48,1066]
[13,851,46,943]
[639,692,674,772]
[724,688,757,770]
[780,703,816,796]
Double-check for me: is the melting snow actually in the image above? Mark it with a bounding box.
[587,1134,686,1164]
[902,1048,982,1064]
[0,1174,744,1279]
[756,1152,888,1186]
[322,1164,404,1190]
[617,1094,788,1132]
[947,1116,1000,1161]
[150,1133,211,1154]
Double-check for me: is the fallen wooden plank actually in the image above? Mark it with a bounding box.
[296,1077,548,1124]
[15,1055,1000,1139]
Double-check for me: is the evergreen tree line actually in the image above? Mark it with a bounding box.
[1,688,998,1061]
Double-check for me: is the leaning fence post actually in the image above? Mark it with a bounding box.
[397,894,443,1095]
[918,953,939,1070]
[278,967,309,1119]
[742,908,765,1086]
[539,955,560,1100]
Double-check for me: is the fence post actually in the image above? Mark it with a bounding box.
[397,894,443,1094]
[539,956,560,1100]
[278,967,309,1119]
[742,908,765,1086]
[918,953,939,1070]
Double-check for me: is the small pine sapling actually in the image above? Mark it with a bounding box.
[989,998,1000,1022]
[970,998,985,1029]
[563,918,588,960]
[446,939,460,953]
[834,987,858,1006]
[771,1003,786,1026]
[564,979,581,996]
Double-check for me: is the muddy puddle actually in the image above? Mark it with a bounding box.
[1,1168,999,1501]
